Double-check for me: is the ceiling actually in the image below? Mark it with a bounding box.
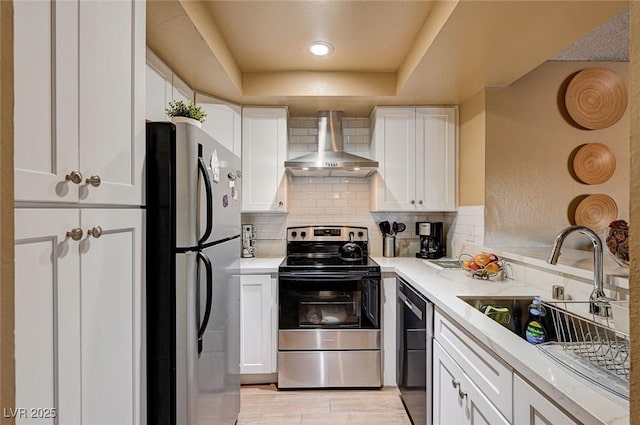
[147,1,629,117]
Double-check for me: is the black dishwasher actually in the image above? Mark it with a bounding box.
[397,278,434,425]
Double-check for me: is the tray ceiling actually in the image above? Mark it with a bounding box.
[147,1,629,116]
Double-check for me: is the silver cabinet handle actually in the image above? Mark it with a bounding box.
[66,228,83,241]
[87,226,103,238]
[458,389,467,400]
[410,200,415,205]
[85,175,101,187]
[452,379,460,389]
[278,201,284,207]
[65,171,83,184]
[418,200,423,205]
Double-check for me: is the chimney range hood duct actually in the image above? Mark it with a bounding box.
[285,111,378,177]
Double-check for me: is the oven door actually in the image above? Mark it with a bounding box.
[278,273,380,330]
[277,271,382,388]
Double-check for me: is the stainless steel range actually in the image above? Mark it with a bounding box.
[277,226,382,389]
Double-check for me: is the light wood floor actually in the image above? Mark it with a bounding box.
[238,384,412,425]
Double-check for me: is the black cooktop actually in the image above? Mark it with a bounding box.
[280,225,380,275]
[281,255,379,268]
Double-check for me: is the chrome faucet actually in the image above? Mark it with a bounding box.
[547,225,610,316]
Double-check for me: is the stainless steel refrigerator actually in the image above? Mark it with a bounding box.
[146,122,241,425]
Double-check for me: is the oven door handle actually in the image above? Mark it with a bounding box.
[279,272,378,280]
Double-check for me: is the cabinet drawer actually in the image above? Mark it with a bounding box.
[278,351,381,388]
[434,309,513,419]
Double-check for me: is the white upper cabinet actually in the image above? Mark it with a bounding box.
[370,108,417,210]
[415,107,457,210]
[14,0,145,206]
[146,48,195,123]
[242,107,288,213]
[195,93,242,157]
[145,50,172,122]
[171,74,194,105]
[370,106,457,212]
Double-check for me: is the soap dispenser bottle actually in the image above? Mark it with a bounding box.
[524,296,548,344]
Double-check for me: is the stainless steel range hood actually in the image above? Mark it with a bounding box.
[285,111,378,177]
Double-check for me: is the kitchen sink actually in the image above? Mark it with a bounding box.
[458,296,535,338]
[422,258,463,270]
[461,296,630,399]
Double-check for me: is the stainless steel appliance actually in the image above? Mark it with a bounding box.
[397,277,434,425]
[278,226,382,388]
[284,111,379,177]
[146,122,241,425]
[416,221,445,259]
[242,224,256,258]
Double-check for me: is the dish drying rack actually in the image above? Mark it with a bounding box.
[539,300,630,400]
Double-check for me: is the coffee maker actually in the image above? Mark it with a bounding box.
[242,224,256,258]
[415,222,444,259]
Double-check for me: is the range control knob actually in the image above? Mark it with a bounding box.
[301,231,307,238]
[291,231,297,238]
[358,231,364,238]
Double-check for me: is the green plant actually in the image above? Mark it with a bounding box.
[165,100,207,123]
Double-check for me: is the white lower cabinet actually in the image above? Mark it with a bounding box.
[433,309,512,425]
[14,208,142,425]
[433,341,509,425]
[513,375,580,425]
[240,274,277,374]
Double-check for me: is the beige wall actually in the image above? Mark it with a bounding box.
[0,0,15,422]
[629,3,639,423]
[484,61,630,249]
[458,88,486,206]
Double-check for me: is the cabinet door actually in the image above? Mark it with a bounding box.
[171,73,194,104]
[462,370,510,425]
[242,108,288,212]
[240,274,274,374]
[196,94,242,157]
[416,107,457,211]
[514,375,579,425]
[78,0,145,206]
[14,209,82,424]
[79,209,143,425]
[14,0,78,203]
[145,49,172,122]
[434,341,509,425]
[433,341,465,425]
[370,108,417,211]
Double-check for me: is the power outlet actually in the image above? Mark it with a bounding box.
[466,228,475,243]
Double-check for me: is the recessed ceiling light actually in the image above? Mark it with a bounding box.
[308,41,334,57]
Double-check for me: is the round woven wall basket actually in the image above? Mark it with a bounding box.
[574,194,618,233]
[573,143,616,185]
[565,67,628,130]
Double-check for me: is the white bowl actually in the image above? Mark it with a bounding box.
[610,300,629,335]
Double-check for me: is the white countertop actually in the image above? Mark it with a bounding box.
[239,257,283,274]
[240,255,629,424]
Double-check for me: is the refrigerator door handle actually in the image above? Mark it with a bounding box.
[197,157,213,245]
[196,251,214,356]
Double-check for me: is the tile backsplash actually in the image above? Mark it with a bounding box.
[242,117,485,258]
